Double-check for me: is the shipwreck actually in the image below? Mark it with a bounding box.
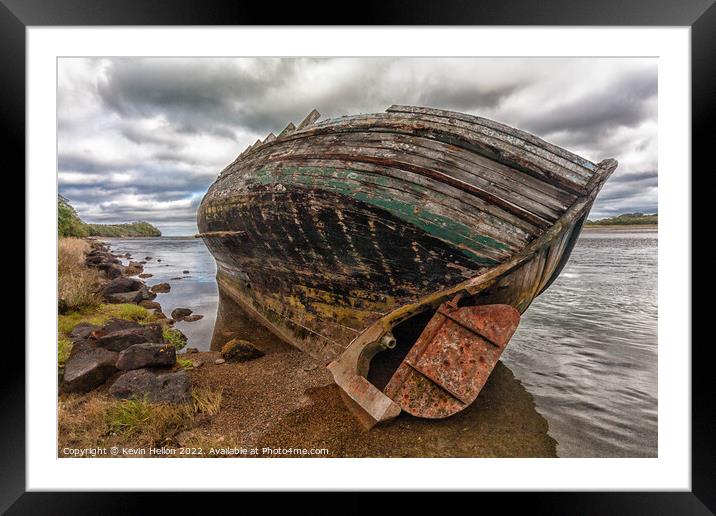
[197,105,616,427]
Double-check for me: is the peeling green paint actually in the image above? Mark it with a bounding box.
[250,166,507,266]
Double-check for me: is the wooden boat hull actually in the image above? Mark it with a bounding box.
[197,105,616,425]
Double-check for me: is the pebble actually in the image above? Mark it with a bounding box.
[214,358,225,365]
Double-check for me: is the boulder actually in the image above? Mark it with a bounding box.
[109,368,191,403]
[182,270,190,274]
[105,290,145,304]
[116,343,176,370]
[139,300,162,310]
[138,286,157,300]
[102,318,142,333]
[220,338,264,363]
[68,322,101,342]
[182,314,203,322]
[124,261,144,276]
[150,283,171,293]
[99,262,124,279]
[62,347,118,393]
[170,308,192,320]
[145,256,152,260]
[138,273,153,279]
[95,323,164,352]
[102,277,145,295]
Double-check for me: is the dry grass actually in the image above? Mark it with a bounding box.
[58,237,101,313]
[58,387,224,456]
[191,387,223,416]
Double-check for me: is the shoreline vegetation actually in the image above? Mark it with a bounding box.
[59,195,161,238]
[585,212,657,227]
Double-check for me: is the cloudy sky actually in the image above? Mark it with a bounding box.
[58,57,657,236]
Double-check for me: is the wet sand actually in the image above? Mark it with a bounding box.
[181,292,557,458]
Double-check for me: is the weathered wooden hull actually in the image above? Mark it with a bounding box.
[198,105,616,424]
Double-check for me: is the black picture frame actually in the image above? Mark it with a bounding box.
[5,0,709,512]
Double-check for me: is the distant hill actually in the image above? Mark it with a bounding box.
[586,212,657,226]
[58,196,161,237]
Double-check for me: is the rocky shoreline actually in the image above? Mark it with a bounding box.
[60,239,233,403]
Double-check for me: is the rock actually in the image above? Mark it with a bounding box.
[150,283,171,293]
[138,286,157,300]
[95,323,164,352]
[116,343,176,370]
[109,368,191,403]
[214,358,225,365]
[139,300,162,310]
[145,256,152,260]
[182,314,203,322]
[157,259,162,262]
[99,262,125,279]
[102,318,142,333]
[62,347,118,393]
[124,253,132,258]
[102,277,145,296]
[171,308,192,320]
[68,322,101,342]
[303,363,318,372]
[220,338,264,363]
[182,270,190,274]
[139,261,147,265]
[138,273,153,279]
[193,360,203,368]
[124,261,144,276]
[105,290,145,304]
[185,347,199,354]
[170,277,183,280]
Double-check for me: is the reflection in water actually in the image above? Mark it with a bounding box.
[105,228,657,458]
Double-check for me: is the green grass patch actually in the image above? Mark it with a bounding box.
[58,304,157,336]
[163,327,187,351]
[106,397,154,436]
[177,357,194,369]
[58,336,73,366]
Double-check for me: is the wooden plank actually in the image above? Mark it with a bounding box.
[296,109,321,130]
[249,131,567,221]
[241,136,554,229]
[278,122,296,138]
[246,114,589,193]
[387,105,597,172]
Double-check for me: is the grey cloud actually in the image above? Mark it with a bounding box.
[59,57,657,235]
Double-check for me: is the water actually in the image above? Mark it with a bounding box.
[104,228,657,458]
[104,237,218,351]
[502,228,658,457]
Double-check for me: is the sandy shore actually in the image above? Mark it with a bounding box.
[176,292,558,458]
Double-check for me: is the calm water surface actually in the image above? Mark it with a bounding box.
[105,227,657,458]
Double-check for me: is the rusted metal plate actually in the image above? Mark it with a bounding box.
[384,301,520,418]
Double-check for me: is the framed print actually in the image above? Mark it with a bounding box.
[5,0,711,511]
